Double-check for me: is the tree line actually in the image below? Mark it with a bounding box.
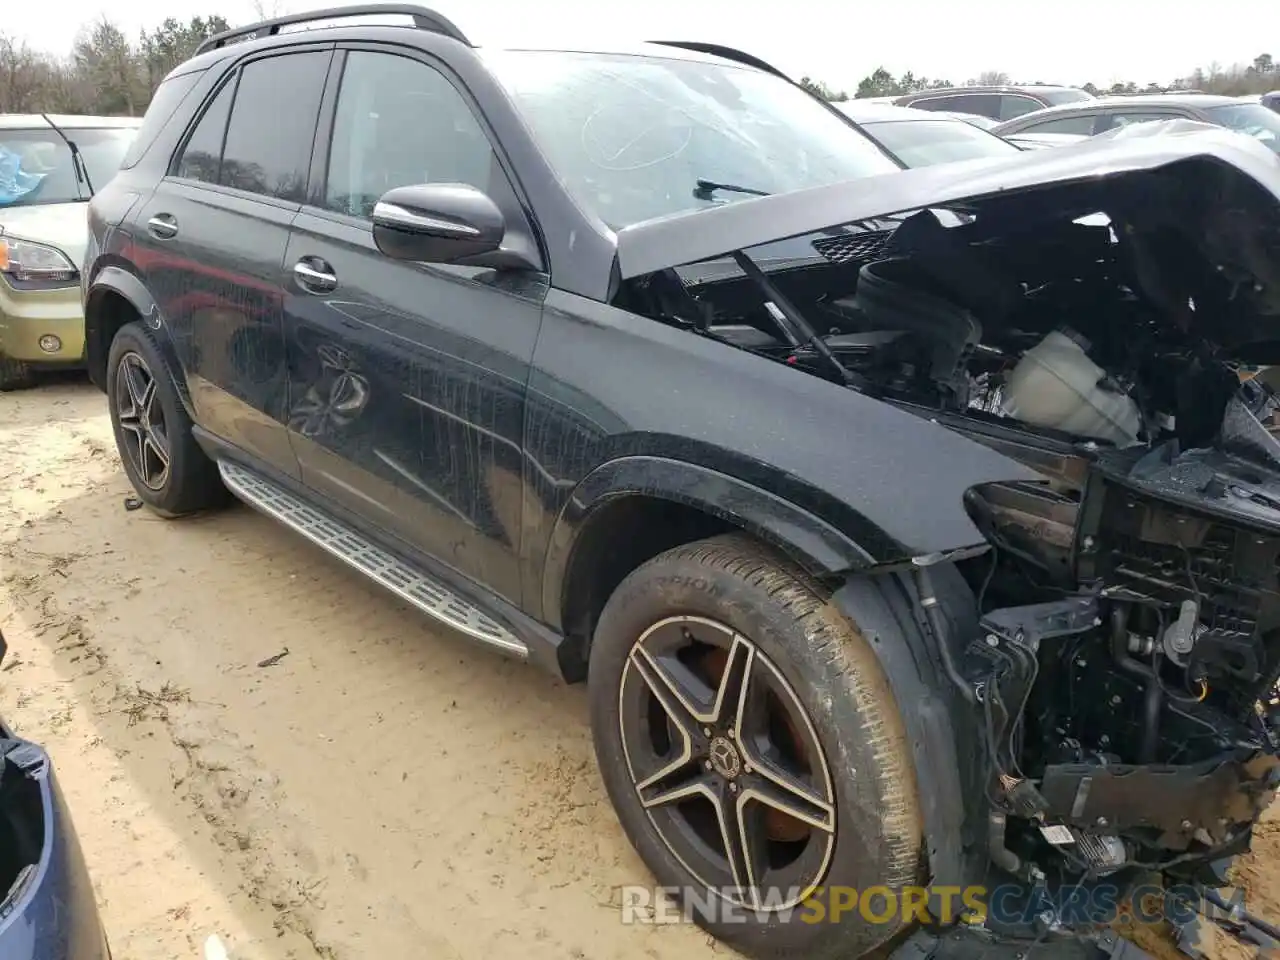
[803,53,1278,101]
[0,14,1275,117]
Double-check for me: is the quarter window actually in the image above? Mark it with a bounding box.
[176,78,234,183]
[323,51,499,218]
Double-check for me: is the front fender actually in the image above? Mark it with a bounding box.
[540,455,877,622]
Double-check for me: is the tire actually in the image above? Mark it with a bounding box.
[588,533,924,960]
[106,321,227,517]
[0,353,34,391]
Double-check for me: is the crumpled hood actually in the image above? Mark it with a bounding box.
[617,127,1280,356]
[0,202,89,270]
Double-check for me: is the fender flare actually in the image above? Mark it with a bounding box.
[539,455,877,626]
[84,266,191,412]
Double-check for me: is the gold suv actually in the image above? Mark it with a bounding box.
[1,114,140,389]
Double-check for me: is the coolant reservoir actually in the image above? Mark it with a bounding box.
[1003,330,1142,445]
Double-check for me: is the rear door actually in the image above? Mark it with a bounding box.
[129,45,334,479]
[280,46,549,604]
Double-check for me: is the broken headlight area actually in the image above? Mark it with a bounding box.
[614,146,1280,910]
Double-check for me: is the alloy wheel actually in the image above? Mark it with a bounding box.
[115,351,171,491]
[618,615,836,911]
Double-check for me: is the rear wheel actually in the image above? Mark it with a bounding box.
[588,534,923,959]
[106,322,227,517]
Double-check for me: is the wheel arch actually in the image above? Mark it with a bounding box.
[540,455,880,680]
[85,266,192,414]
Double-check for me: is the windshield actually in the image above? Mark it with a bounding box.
[1204,102,1280,152]
[483,50,900,229]
[859,119,1021,167]
[0,126,136,207]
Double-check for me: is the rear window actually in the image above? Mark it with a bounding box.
[119,70,205,170]
[861,119,1021,168]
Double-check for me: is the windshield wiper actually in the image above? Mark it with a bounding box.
[40,113,94,198]
[693,178,771,201]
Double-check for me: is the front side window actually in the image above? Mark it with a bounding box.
[1104,112,1177,131]
[323,51,500,218]
[861,119,1021,168]
[0,126,136,207]
[173,52,328,202]
[484,50,900,229]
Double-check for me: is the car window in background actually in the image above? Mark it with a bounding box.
[176,78,236,183]
[1038,88,1094,106]
[1204,102,1280,152]
[1022,114,1098,135]
[483,50,900,229]
[119,70,203,169]
[910,94,1000,117]
[997,95,1042,120]
[0,127,136,207]
[1105,111,1177,131]
[325,51,500,217]
[861,119,1021,167]
[218,52,329,202]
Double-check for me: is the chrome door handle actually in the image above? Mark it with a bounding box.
[293,260,338,293]
[147,215,178,239]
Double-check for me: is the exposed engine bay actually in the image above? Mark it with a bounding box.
[615,155,1280,902]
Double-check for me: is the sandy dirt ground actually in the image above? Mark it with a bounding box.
[1,377,1277,960]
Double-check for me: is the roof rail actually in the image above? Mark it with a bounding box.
[646,41,791,82]
[195,4,469,56]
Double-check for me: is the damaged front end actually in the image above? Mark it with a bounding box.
[611,129,1280,952]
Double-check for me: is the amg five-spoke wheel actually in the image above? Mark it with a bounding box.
[620,616,835,910]
[114,351,171,491]
[106,321,227,516]
[590,535,923,959]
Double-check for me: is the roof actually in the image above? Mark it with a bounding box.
[0,114,142,130]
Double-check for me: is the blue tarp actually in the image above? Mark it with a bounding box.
[0,146,47,206]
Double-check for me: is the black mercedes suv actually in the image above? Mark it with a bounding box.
[83,6,1280,959]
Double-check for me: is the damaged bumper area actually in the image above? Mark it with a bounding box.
[611,128,1280,950]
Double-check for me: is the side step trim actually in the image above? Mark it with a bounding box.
[217,460,527,658]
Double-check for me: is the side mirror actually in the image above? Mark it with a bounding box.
[371,183,505,264]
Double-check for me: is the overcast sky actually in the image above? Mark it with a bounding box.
[12,0,1275,91]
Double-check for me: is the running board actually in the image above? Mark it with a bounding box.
[217,461,527,658]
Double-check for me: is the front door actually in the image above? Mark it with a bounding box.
[130,46,333,479]
[281,47,548,604]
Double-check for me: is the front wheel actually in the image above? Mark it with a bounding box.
[588,534,924,960]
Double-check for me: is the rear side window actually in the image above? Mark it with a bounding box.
[119,71,204,170]
[910,94,1000,118]
[172,52,328,203]
[220,53,329,202]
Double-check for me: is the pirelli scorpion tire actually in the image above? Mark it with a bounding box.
[106,321,228,518]
[588,533,924,960]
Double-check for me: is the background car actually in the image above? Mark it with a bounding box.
[1264,91,1280,113]
[0,114,140,390]
[992,93,1280,153]
[0,628,111,958]
[892,83,1094,121]
[834,101,1023,167]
